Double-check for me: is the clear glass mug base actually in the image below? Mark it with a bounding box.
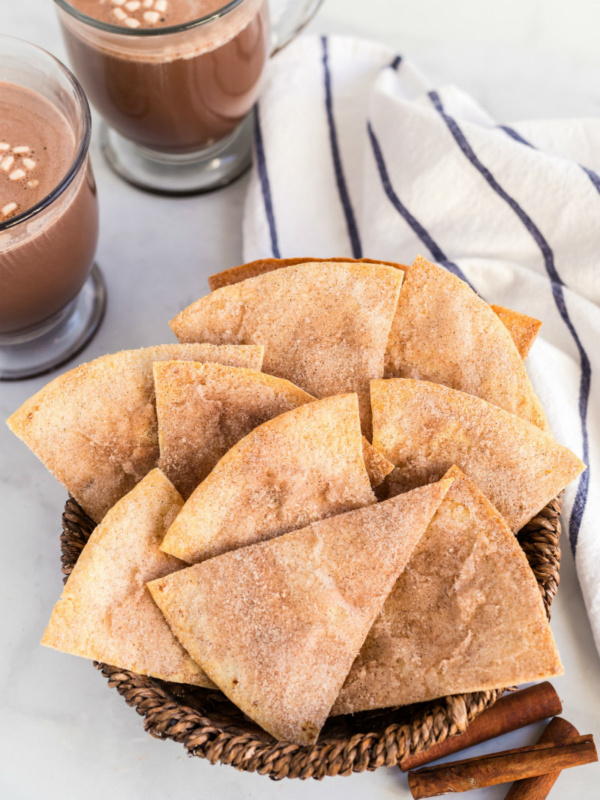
[100,115,254,196]
[0,263,106,381]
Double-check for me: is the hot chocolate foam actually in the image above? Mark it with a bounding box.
[63,0,266,64]
[64,0,267,64]
[69,0,234,30]
[0,83,76,222]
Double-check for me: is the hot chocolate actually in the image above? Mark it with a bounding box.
[58,0,269,153]
[0,82,98,335]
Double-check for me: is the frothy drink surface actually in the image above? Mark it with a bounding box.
[0,83,76,221]
[69,0,232,29]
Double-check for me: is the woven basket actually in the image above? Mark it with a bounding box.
[60,494,562,780]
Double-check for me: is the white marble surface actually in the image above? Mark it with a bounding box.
[2,1,600,798]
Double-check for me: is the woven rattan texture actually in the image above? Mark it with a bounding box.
[60,494,562,780]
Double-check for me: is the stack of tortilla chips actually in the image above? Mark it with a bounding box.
[7,256,585,747]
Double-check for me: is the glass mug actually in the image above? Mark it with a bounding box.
[0,35,104,381]
[53,0,325,195]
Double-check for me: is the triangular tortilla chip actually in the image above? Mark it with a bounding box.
[160,394,376,564]
[208,259,539,361]
[491,305,541,360]
[333,468,563,715]
[170,261,403,431]
[155,361,314,499]
[148,477,453,744]
[42,469,213,688]
[154,361,393,498]
[6,344,264,522]
[372,379,585,532]
[385,256,549,431]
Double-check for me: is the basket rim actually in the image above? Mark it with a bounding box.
[59,493,562,780]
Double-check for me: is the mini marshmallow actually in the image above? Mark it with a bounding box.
[155,0,167,11]
[9,169,26,181]
[22,158,37,171]
[143,10,160,23]
[113,7,127,19]
[124,16,141,27]
[0,143,11,152]
[2,202,17,216]
[27,179,40,189]
[143,0,154,7]
[111,0,126,4]
[125,0,141,10]
[12,145,30,154]
[1,156,15,172]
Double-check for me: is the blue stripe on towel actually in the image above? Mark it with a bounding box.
[499,125,600,197]
[366,122,475,289]
[499,124,534,148]
[321,36,363,258]
[430,90,591,555]
[582,166,600,196]
[253,105,281,259]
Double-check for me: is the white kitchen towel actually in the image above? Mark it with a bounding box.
[243,35,600,654]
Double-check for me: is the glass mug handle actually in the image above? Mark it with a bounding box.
[269,0,326,54]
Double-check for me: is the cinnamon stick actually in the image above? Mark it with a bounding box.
[407,735,597,799]
[401,683,562,772]
[504,717,580,799]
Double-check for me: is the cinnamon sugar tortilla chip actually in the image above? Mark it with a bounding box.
[207,256,408,291]
[372,379,585,532]
[155,362,313,499]
[154,361,393,498]
[6,344,263,523]
[42,470,213,688]
[170,261,404,431]
[149,478,453,744]
[333,468,563,715]
[491,304,542,359]
[208,258,540,361]
[160,394,376,564]
[385,256,549,431]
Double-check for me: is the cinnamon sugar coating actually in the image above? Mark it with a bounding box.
[6,344,263,522]
[170,261,404,432]
[160,394,376,563]
[333,469,563,715]
[149,478,452,743]
[372,379,585,532]
[154,361,392,499]
[42,469,213,688]
[385,256,549,431]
